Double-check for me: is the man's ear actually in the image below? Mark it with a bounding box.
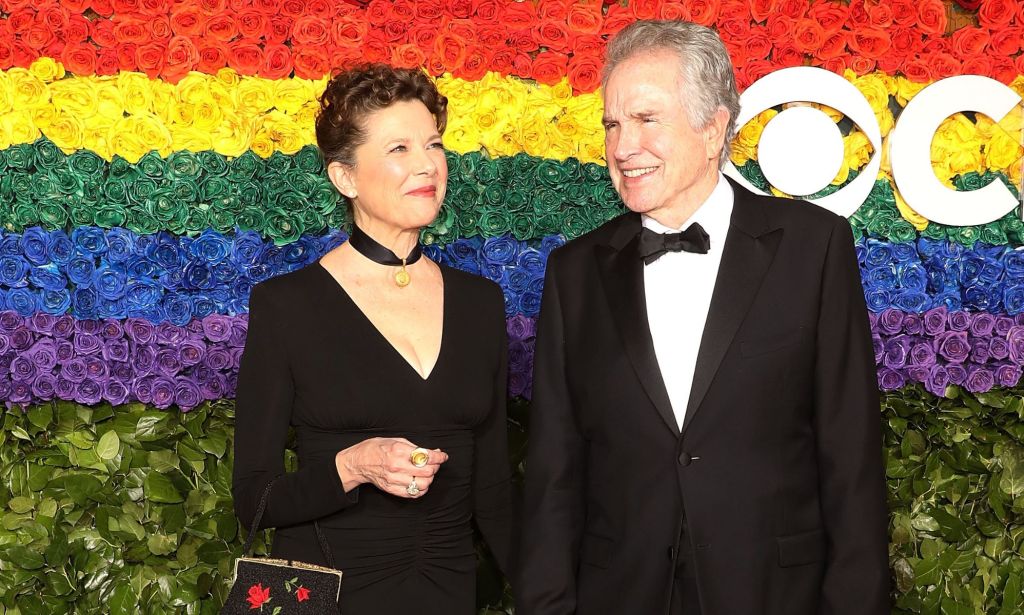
[327,161,357,199]
[703,107,731,161]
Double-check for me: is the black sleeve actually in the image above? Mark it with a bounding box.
[232,283,358,531]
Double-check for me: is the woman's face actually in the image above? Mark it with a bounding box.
[329,100,448,233]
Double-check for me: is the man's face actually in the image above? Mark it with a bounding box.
[602,50,726,225]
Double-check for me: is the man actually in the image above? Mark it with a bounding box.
[516,20,889,615]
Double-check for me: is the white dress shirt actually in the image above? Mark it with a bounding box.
[643,174,734,430]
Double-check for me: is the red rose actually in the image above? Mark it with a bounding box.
[989,27,1021,56]
[990,56,1016,85]
[306,0,331,19]
[7,10,33,35]
[848,55,876,75]
[531,50,568,86]
[434,31,467,72]
[63,15,91,44]
[92,0,114,17]
[921,38,950,55]
[111,0,141,13]
[717,18,750,42]
[478,24,505,49]
[266,16,292,44]
[115,42,137,71]
[163,35,197,82]
[772,45,804,69]
[0,40,18,70]
[197,40,228,73]
[847,0,869,25]
[742,27,772,61]
[330,48,363,72]
[574,34,605,57]
[295,587,310,603]
[139,0,168,15]
[39,5,70,32]
[1,0,36,9]
[537,0,570,21]
[391,43,426,69]
[444,17,476,43]
[11,40,35,67]
[260,42,293,79]
[821,55,849,76]
[44,39,66,60]
[792,19,825,54]
[507,30,539,53]
[765,14,793,40]
[61,0,92,12]
[738,59,775,91]
[863,1,892,27]
[454,45,488,81]
[534,19,571,53]
[90,19,117,47]
[501,2,537,30]
[204,15,238,43]
[929,52,961,79]
[777,0,807,19]
[567,53,601,93]
[1014,55,1024,81]
[361,31,390,63]
[151,16,172,41]
[876,53,902,74]
[252,0,277,15]
[890,0,917,26]
[425,52,445,75]
[682,0,721,27]
[847,27,891,60]
[365,0,390,26]
[815,31,847,59]
[331,16,366,48]
[197,0,227,15]
[409,25,439,50]
[567,4,602,35]
[749,0,778,23]
[415,0,443,20]
[23,25,54,51]
[600,4,634,36]
[961,56,994,79]
[293,45,329,79]
[292,16,330,46]
[235,10,267,40]
[658,1,687,21]
[169,7,204,37]
[808,1,849,35]
[901,58,931,82]
[389,0,416,24]
[382,19,410,43]
[228,40,263,76]
[916,0,947,36]
[950,27,990,59]
[447,0,474,19]
[96,47,119,75]
[889,28,922,59]
[135,41,166,79]
[61,42,96,75]
[717,0,750,21]
[246,584,271,610]
[490,48,515,73]
[629,0,659,19]
[475,0,500,22]
[114,19,149,45]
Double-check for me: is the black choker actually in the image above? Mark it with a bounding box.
[348,225,422,288]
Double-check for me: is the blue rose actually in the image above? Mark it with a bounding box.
[246,263,272,284]
[506,269,532,293]
[125,279,162,311]
[320,230,346,253]
[916,237,942,260]
[211,262,238,286]
[93,266,127,301]
[20,228,50,265]
[891,242,917,265]
[162,294,193,326]
[865,288,891,312]
[183,262,214,290]
[1004,284,1024,315]
[189,229,231,264]
[518,290,542,317]
[126,255,160,279]
[99,296,128,319]
[146,233,183,270]
[28,264,67,292]
[854,240,867,265]
[71,227,108,256]
[232,231,266,267]
[106,228,137,264]
[539,234,565,256]
[976,258,1004,285]
[280,235,319,265]
[207,288,230,310]
[867,266,897,291]
[65,255,96,287]
[893,291,929,312]
[1003,248,1024,279]
[959,255,984,286]
[72,288,99,319]
[517,248,546,276]
[46,231,75,265]
[480,262,506,285]
[160,268,185,291]
[897,263,927,292]
[482,236,518,266]
[937,292,963,311]
[964,284,998,311]
[7,288,37,317]
[192,295,217,319]
[423,245,449,266]
[231,280,253,312]
[41,289,71,314]
[0,255,29,288]
[936,241,964,261]
[864,239,894,269]
[136,303,167,323]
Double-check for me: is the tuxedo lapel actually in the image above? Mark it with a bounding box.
[681,185,783,435]
[595,215,678,435]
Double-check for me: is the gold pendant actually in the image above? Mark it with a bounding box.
[395,260,411,287]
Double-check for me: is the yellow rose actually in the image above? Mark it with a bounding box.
[893,186,929,231]
[291,104,318,137]
[95,80,125,121]
[843,131,874,172]
[250,129,275,158]
[29,57,65,83]
[275,79,315,115]
[216,67,241,88]
[729,142,753,167]
[263,112,305,155]
[3,109,40,143]
[48,79,99,117]
[110,113,172,162]
[893,77,928,107]
[555,113,582,141]
[986,128,1023,172]
[234,77,275,117]
[192,99,224,133]
[518,122,545,157]
[170,125,213,153]
[40,111,85,152]
[545,79,573,106]
[736,109,777,152]
[0,73,13,115]
[0,122,11,151]
[117,72,154,115]
[1008,75,1024,99]
[176,73,214,105]
[442,117,481,154]
[1009,158,1022,189]
[945,144,984,178]
[212,115,254,157]
[578,140,604,165]
[474,108,502,134]
[830,160,850,186]
[7,69,49,110]
[852,73,894,136]
[169,101,195,126]
[83,124,112,160]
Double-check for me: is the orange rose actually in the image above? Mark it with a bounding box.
[821,55,849,76]
[361,32,390,63]
[792,19,825,54]
[434,31,467,72]
[629,0,659,19]
[567,53,601,93]
[197,41,228,73]
[252,0,277,15]
[574,34,604,57]
[742,27,772,61]
[777,0,807,19]
[507,31,538,53]
[61,0,91,12]
[990,56,1016,85]
[929,52,960,79]
[409,25,439,50]
[135,41,166,79]
[24,25,53,51]
[750,0,778,24]
[61,42,97,75]
[916,0,947,36]
[765,14,793,40]
[236,10,268,40]
[890,0,917,25]
[292,16,330,46]
[425,53,445,76]
[38,5,69,32]
[139,0,167,16]
[307,0,332,19]
[717,0,749,21]
[266,16,291,44]
[718,18,750,42]
[11,40,34,67]
[877,54,902,75]
[391,43,426,70]
[415,0,443,20]
[454,45,488,81]
[961,56,993,80]
[863,1,892,27]
[114,19,149,45]
[96,47,119,75]
[848,55,875,75]
[658,1,687,21]
[478,25,505,49]
[502,2,538,30]
[163,35,198,83]
[292,46,329,80]
[534,19,571,52]
[7,10,32,35]
[989,27,1021,56]
[92,0,113,16]
[950,27,990,59]
[979,0,1015,29]
[537,0,570,22]
[512,52,532,77]
[476,0,500,21]
[65,15,91,44]
[205,15,239,43]
[111,0,142,14]
[389,0,416,24]
[260,42,292,79]
[280,0,307,19]
[445,17,476,43]
[531,50,568,86]
[600,4,635,36]
[848,0,869,25]
[228,40,263,76]
[772,45,804,69]
[491,48,515,73]
[815,31,848,59]
[738,59,775,90]
[567,4,602,35]
[682,0,721,27]
[382,17,409,43]
[169,7,204,37]
[151,16,172,41]
[90,20,117,47]
[331,15,366,48]
[847,27,891,60]
[808,1,849,35]
[199,0,228,14]
[889,28,919,56]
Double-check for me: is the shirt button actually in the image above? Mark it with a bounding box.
[678,452,692,466]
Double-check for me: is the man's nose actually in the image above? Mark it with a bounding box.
[611,125,640,162]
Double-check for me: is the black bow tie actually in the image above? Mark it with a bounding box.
[638,223,710,264]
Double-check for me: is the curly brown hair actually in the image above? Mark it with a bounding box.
[315,64,448,168]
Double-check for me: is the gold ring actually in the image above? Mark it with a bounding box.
[410,447,430,468]
[406,477,420,496]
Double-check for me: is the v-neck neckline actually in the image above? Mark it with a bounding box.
[315,261,448,382]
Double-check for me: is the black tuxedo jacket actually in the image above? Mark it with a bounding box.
[516,181,889,615]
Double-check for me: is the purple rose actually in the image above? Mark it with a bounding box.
[872,335,884,364]
[31,372,56,399]
[0,333,9,354]
[52,315,74,338]
[186,319,204,336]
[10,380,32,404]
[506,314,537,342]
[133,345,157,375]
[201,315,233,343]
[75,319,102,335]
[155,349,181,378]
[996,364,1022,387]
[925,365,950,397]
[10,356,37,382]
[970,340,991,364]
[56,340,74,363]
[906,365,930,384]
[0,311,22,332]
[230,347,243,369]
[969,313,997,338]
[175,379,203,410]
[876,309,905,335]
[151,378,176,409]
[965,365,995,393]
[0,377,12,399]
[55,377,75,398]
[1007,326,1024,364]
[27,313,55,334]
[903,314,922,335]
[73,333,102,355]
[936,331,970,363]
[228,321,248,348]
[990,337,1010,360]
[199,374,227,399]
[84,356,108,380]
[134,375,156,404]
[995,317,1015,337]
[1016,313,1024,326]
[508,369,530,398]
[877,367,905,390]
[104,379,131,405]
[883,336,911,369]
[867,311,877,330]
[11,328,32,351]
[204,348,232,371]
[947,364,968,385]
[111,363,133,382]
[74,378,103,405]
[909,342,936,367]
[26,339,57,371]
[508,340,531,372]
[179,339,207,367]
[102,339,130,363]
[100,319,124,340]
[922,307,948,335]
[60,358,88,383]
[948,311,971,332]
[125,319,155,344]
[156,322,187,345]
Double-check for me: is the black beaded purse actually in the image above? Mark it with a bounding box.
[221,478,343,614]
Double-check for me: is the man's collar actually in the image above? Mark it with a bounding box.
[641,173,734,243]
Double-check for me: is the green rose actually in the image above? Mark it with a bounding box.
[236,180,265,208]
[208,209,235,234]
[512,152,535,177]
[109,156,138,181]
[237,207,267,232]
[11,202,37,229]
[562,157,583,183]
[950,225,980,247]
[5,143,36,170]
[68,203,94,226]
[93,205,127,229]
[266,209,304,245]
[589,182,621,208]
[560,210,592,239]
[479,209,512,236]
[266,151,293,174]
[68,150,105,179]
[10,174,33,202]
[325,207,349,231]
[37,202,68,229]
[298,209,325,235]
[531,186,564,218]
[201,176,231,202]
[536,159,569,188]
[293,146,323,174]
[287,172,317,197]
[198,151,228,176]
[457,151,482,180]
[921,222,946,241]
[137,151,166,179]
[125,207,159,235]
[148,189,188,231]
[264,175,290,199]
[127,178,158,205]
[276,190,306,215]
[979,224,1007,246]
[533,210,561,236]
[444,150,460,176]
[170,178,198,204]
[426,204,456,238]
[184,207,211,234]
[445,183,479,212]
[954,172,985,192]
[167,151,201,180]
[50,168,83,195]
[31,173,59,201]
[229,151,261,180]
[563,183,587,203]
[738,161,769,193]
[475,157,501,184]
[510,215,536,241]
[481,184,505,207]
[455,210,480,237]
[310,182,338,215]
[889,220,917,244]
[864,211,895,237]
[34,138,65,170]
[581,161,607,183]
[504,188,529,213]
[102,178,129,204]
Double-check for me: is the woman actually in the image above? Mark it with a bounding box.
[232,65,515,614]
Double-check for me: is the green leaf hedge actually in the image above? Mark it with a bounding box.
[1,392,1021,613]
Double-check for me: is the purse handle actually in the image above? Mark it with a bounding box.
[242,476,337,570]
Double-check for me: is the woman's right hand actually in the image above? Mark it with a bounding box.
[335,437,448,498]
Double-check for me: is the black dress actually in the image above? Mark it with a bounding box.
[232,261,515,615]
